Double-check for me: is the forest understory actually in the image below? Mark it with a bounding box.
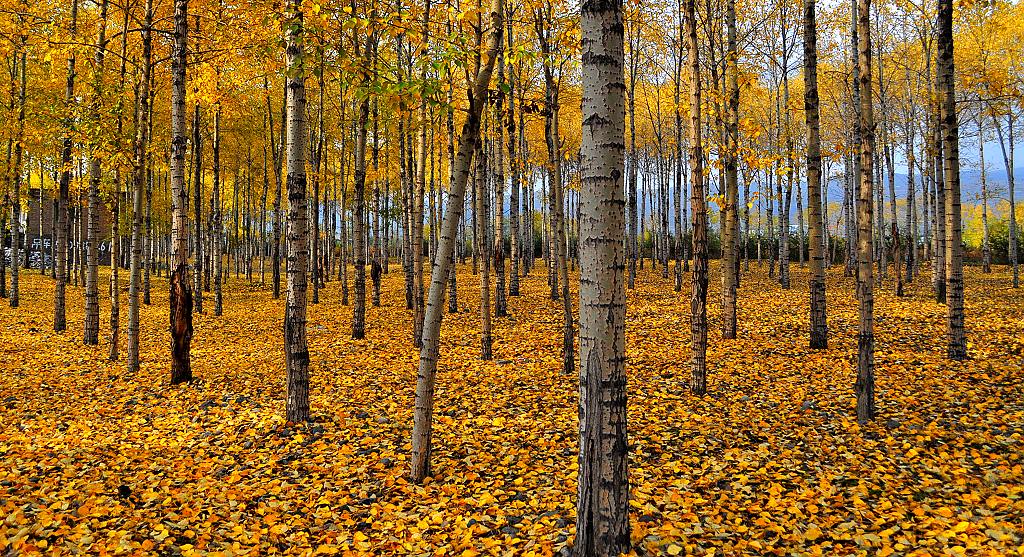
[2,263,1022,556]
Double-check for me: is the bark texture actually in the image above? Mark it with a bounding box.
[284,0,310,422]
[169,0,193,385]
[855,0,875,424]
[937,0,966,360]
[574,0,631,552]
[804,0,827,349]
[684,0,708,397]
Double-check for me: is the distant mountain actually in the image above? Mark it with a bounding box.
[824,167,1024,204]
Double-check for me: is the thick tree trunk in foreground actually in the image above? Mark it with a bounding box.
[284,0,310,422]
[169,0,193,385]
[937,0,966,360]
[410,0,502,483]
[855,0,875,424]
[573,0,631,552]
[804,0,827,349]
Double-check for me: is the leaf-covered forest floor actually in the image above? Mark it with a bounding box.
[2,261,1023,556]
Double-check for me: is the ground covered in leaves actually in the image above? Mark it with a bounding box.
[2,262,1023,556]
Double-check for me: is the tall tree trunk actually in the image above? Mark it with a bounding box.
[673,14,684,292]
[979,118,990,274]
[804,0,827,349]
[169,0,193,385]
[192,100,204,314]
[351,30,372,340]
[144,131,153,305]
[937,0,966,360]
[721,0,739,339]
[778,52,793,290]
[8,44,26,308]
[930,49,947,304]
[993,112,1017,287]
[213,105,223,314]
[127,0,152,372]
[855,0,875,424]
[268,81,285,300]
[684,0,708,397]
[905,113,916,284]
[413,2,431,345]
[109,4,130,361]
[54,0,79,329]
[84,0,109,341]
[574,0,631,551]
[284,0,310,421]
[493,51,507,318]
[410,0,502,483]
[311,67,323,306]
[626,34,638,289]
[109,187,120,360]
[846,0,860,279]
[507,20,520,298]
[475,135,493,359]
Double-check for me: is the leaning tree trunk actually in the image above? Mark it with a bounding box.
[54,0,79,330]
[937,0,966,360]
[855,0,875,424]
[284,0,310,422]
[410,0,502,483]
[84,0,109,343]
[573,0,631,551]
[804,0,827,349]
[169,0,193,385]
